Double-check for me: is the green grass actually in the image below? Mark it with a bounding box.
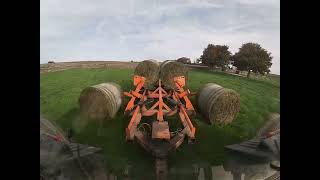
[40,68,279,178]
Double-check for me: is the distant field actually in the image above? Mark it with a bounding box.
[40,67,280,178]
[40,61,138,73]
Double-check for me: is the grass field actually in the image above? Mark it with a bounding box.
[40,68,280,178]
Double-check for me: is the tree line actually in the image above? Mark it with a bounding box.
[176,42,273,78]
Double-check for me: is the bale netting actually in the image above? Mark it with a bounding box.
[159,61,189,89]
[79,82,122,120]
[134,60,160,89]
[197,83,240,126]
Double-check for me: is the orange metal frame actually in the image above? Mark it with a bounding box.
[124,75,196,141]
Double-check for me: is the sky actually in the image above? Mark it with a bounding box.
[40,0,280,74]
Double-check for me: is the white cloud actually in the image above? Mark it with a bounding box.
[41,0,280,74]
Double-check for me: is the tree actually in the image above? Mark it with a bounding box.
[233,43,272,78]
[176,57,191,64]
[196,58,201,64]
[200,44,231,70]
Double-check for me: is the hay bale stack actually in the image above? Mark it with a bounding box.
[79,83,122,120]
[134,60,160,89]
[159,61,188,89]
[197,83,240,126]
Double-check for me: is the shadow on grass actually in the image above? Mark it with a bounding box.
[56,108,80,131]
[53,97,242,178]
[58,107,117,139]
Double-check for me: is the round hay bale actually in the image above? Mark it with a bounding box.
[159,61,188,89]
[79,82,122,120]
[134,60,160,89]
[197,83,240,126]
[147,59,159,64]
[159,60,172,69]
